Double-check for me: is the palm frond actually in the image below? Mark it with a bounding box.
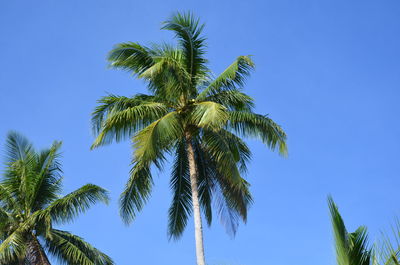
[197,56,254,100]
[92,93,158,134]
[45,229,114,265]
[108,42,155,75]
[162,12,207,86]
[328,196,371,265]
[0,228,27,263]
[133,111,183,167]
[43,184,109,225]
[119,163,152,224]
[204,89,254,111]
[168,139,192,240]
[92,101,168,149]
[30,141,63,211]
[189,101,228,131]
[4,131,33,164]
[228,111,287,156]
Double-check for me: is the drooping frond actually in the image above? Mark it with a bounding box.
[192,139,214,227]
[92,99,168,149]
[201,129,242,182]
[45,229,114,265]
[133,111,183,167]
[108,42,155,75]
[119,163,152,224]
[92,94,159,134]
[168,139,192,240]
[162,12,207,86]
[197,56,254,100]
[43,184,109,225]
[228,111,287,155]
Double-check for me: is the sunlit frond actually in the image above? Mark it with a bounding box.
[189,101,228,131]
[197,56,254,100]
[92,101,168,149]
[43,184,109,225]
[133,111,183,166]
[228,111,287,156]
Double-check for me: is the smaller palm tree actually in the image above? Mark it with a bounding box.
[328,196,372,265]
[0,132,114,265]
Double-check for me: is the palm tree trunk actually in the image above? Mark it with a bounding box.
[185,134,206,265]
[26,235,51,265]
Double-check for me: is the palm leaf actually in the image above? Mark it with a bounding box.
[45,229,113,265]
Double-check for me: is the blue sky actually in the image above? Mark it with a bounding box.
[1,0,400,264]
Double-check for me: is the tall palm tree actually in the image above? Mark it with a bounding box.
[0,132,114,265]
[92,12,287,265]
[328,196,372,265]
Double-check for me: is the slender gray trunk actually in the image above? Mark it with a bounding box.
[186,134,206,265]
[26,235,51,265]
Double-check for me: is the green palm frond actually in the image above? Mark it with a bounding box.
[197,56,254,101]
[43,184,109,225]
[190,101,228,131]
[45,229,113,265]
[30,141,63,211]
[328,196,371,265]
[108,42,155,75]
[92,101,168,149]
[168,139,192,239]
[204,89,254,111]
[119,163,152,224]
[375,220,400,265]
[228,111,287,156]
[0,227,27,263]
[133,111,183,166]
[92,93,159,134]
[162,12,207,86]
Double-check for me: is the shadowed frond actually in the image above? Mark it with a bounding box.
[204,89,254,111]
[168,140,192,239]
[45,229,113,265]
[108,42,155,75]
[119,163,152,224]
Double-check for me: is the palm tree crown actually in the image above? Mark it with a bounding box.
[92,12,287,265]
[0,132,113,265]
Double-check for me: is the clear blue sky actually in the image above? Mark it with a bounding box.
[1,1,400,264]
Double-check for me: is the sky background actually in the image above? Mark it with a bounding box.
[1,0,400,264]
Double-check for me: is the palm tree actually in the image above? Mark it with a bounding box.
[0,132,114,265]
[91,12,287,265]
[328,196,372,265]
